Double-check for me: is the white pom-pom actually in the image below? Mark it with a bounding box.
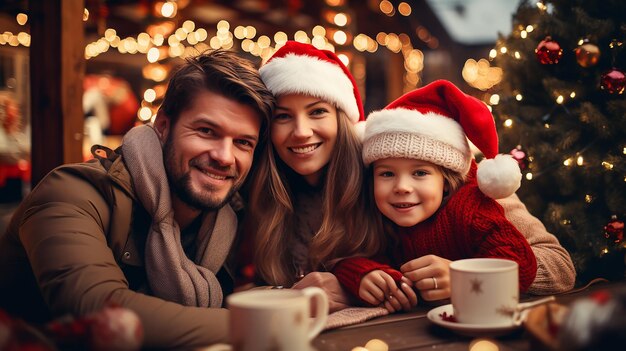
[477,154,522,199]
[353,121,367,142]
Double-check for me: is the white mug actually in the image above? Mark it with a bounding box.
[450,258,519,325]
[227,287,329,351]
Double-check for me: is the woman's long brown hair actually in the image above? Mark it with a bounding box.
[244,109,383,286]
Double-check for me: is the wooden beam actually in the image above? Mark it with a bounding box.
[29,0,84,186]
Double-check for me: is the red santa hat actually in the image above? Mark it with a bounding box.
[359,80,521,199]
[259,41,365,123]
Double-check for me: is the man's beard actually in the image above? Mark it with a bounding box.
[163,137,241,211]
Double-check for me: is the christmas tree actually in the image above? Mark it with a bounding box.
[491,0,626,285]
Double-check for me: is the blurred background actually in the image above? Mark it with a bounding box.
[0,0,624,287]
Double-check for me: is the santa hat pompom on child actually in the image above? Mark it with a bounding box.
[259,40,365,123]
[360,80,522,199]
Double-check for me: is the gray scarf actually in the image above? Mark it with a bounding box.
[122,125,236,307]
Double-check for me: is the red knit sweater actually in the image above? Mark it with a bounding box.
[333,164,537,303]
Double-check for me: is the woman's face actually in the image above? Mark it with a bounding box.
[271,93,338,186]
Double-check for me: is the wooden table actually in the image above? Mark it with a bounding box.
[313,279,622,351]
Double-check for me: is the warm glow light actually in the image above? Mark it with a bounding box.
[489,94,500,105]
[514,51,521,59]
[500,47,507,54]
[337,53,349,66]
[104,28,117,41]
[217,20,230,32]
[245,26,257,39]
[489,49,497,59]
[161,2,176,18]
[16,13,27,25]
[183,20,195,33]
[379,0,394,15]
[563,158,572,166]
[257,35,271,48]
[544,123,550,129]
[577,155,584,166]
[521,30,527,39]
[398,2,412,16]
[570,92,576,98]
[516,94,523,101]
[585,194,593,203]
[143,89,157,102]
[556,95,564,104]
[469,338,499,351]
[196,28,208,42]
[139,107,152,121]
[333,30,347,45]
[526,25,534,32]
[526,173,533,180]
[503,119,513,127]
[274,31,288,44]
[623,147,626,154]
[146,48,159,63]
[602,161,614,169]
[294,30,309,43]
[83,8,89,21]
[334,13,348,26]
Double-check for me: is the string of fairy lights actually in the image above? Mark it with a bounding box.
[1,1,433,125]
[481,1,624,188]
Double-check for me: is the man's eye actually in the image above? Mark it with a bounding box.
[273,113,291,121]
[235,139,254,148]
[198,127,214,135]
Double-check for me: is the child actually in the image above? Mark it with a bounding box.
[333,80,537,312]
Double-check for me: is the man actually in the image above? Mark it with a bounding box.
[0,50,274,349]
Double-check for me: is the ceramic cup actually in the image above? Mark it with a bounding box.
[227,287,328,351]
[450,258,519,325]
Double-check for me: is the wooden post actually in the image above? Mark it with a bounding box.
[29,0,84,186]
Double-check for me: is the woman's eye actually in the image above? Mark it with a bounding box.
[378,171,394,177]
[310,108,329,116]
[414,170,428,177]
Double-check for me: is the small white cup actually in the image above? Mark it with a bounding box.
[450,258,519,325]
[227,287,329,351]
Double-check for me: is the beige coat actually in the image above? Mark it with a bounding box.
[0,148,233,349]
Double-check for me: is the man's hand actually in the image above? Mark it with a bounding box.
[292,272,352,313]
[400,255,451,301]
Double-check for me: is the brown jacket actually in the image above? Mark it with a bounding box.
[0,148,233,349]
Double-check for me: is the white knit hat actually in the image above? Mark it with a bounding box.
[360,80,522,199]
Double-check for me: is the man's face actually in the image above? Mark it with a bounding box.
[157,90,261,211]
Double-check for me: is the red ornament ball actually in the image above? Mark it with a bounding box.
[604,216,624,244]
[510,146,529,171]
[575,42,601,67]
[535,36,563,64]
[600,68,626,94]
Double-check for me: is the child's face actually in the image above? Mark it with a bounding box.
[373,158,445,227]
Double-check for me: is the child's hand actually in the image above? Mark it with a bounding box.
[400,255,451,301]
[360,271,418,313]
[383,276,419,313]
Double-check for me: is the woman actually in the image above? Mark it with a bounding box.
[241,41,382,290]
[240,41,574,303]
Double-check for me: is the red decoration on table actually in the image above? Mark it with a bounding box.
[439,311,457,322]
[603,215,624,244]
[600,68,626,94]
[535,36,563,64]
[574,40,601,67]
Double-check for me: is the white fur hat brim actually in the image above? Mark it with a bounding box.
[259,53,359,123]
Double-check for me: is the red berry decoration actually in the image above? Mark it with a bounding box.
[604,215,624,244]
[600,68,626,94]
[535,36,563,64]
